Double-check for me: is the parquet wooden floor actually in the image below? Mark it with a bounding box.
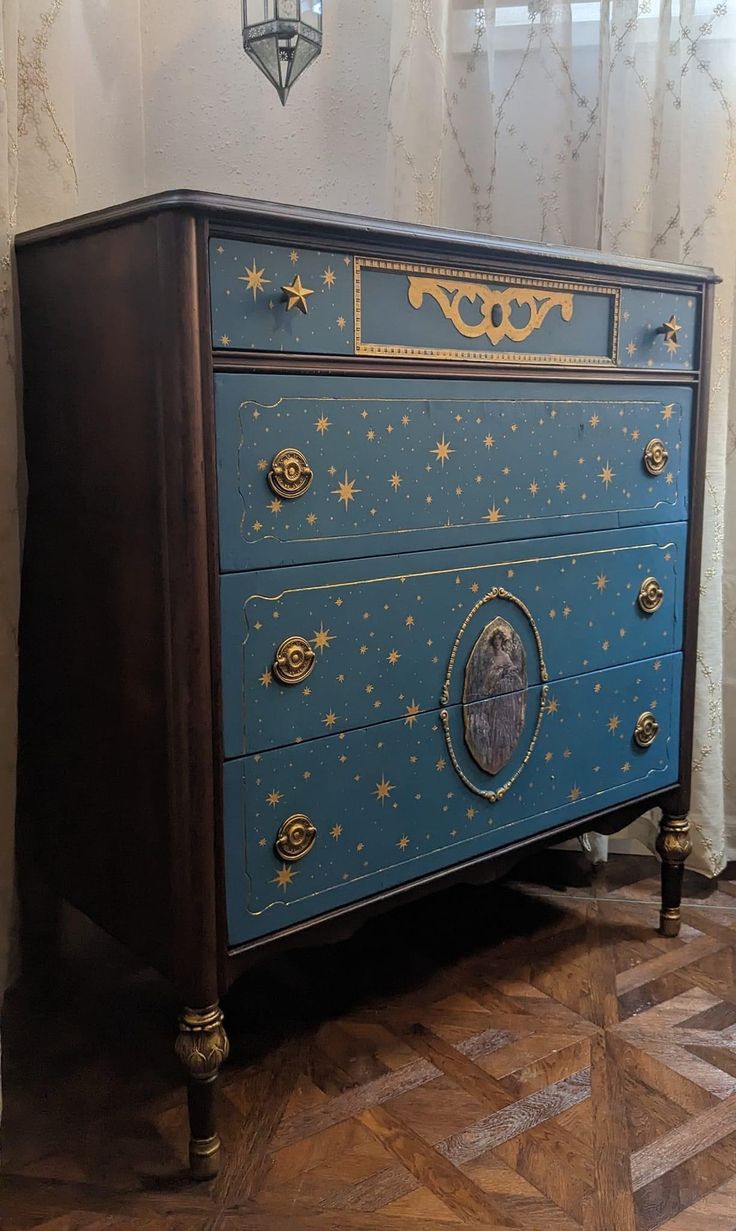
[4,851,736,1230]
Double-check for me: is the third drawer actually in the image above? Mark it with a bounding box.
[220,523,687,758]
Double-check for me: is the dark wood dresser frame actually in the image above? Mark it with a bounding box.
[16,191,716,1178]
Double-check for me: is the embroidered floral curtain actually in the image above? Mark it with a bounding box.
[387,0,736,875]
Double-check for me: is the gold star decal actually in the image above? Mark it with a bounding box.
[322,266,336,287]
[315,414,331,435]
[266,789,283,807]
[404,701,421,728]
[595,574,608,591]
[306,512,317,526]
[331,824,343,840]
[569,785,582,802]
[608,715,620,733]
[374,775,396,804]
[397,835,410,850]
[546,697,559,715]
[405,615,415,627]
[598,462,615,488]
[336,315,347,330]
[484,434,495,449]
[662,403,675,420]
[220,334,231,347]
[622,762,631,773]
[312,623,335,653]
[367,429,376,441]
[402,414,411,426]
[626,341,637,356]
[281,274,314,314]
[272,865,297,891]
[332,470,361,509]
[484,504,503,523]
[558,480,567,494]
[289,250,299,263]
[257,458,268,471]
[323,711,338,728]
[589,413,600,428]
[436,758,446,771]
[389,472,402,491]
[466,807,477,820]
[529,481,539,496]
[387,649,401,665]
[431,435,455,467]
[259,670,272,688]
[268,498,283,514]
[239,260,271,300]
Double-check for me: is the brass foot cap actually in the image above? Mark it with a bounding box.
[659,911,681,938]
[190,1135,221,1181]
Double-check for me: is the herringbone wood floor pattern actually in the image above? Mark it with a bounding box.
[5,852,736,1231]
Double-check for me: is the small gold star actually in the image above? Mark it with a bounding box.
[312,623,335,653]
[253,521,263,532]
[653,660,662,671]
[374,775,395,804]
[402,414,411,426]
[569,785,582,802]
[608,715,620,733]
[622,762,631,773]
[431,435,455,467]
[529,481,539,496]
[595,573,608,591]
[259,670,272,688]
[336,315,347,330]
[599,462,615,488]
[558,480,567,494]
[289,250,299,263]
[306,512,317,526]
[626,341,637,356]
[315,414,331,435]
[268,498,283,514]
[436,757,447,771]
[272,865,296,891]
[331,824,343,840]
[266,789,283,807]
[389,472,402,491]
[546,697,559,715]
[322,266,336,287]
[397,835,410,850]
[466,807,477,820]
[332,470,361,509]
[323,710,338,728]
[589,413,600,428]
[405,615,415,627]
[404,701,421,727]
[220,334,231,347]
[281,274,314,313]
[665,472,674,485]
[239,260,271,300]
[484,434,495,449]
[388,649,401,665]
[662,403,675,420]
[484,504,503,523]
[367,429,376,441]
[257,458,268,471]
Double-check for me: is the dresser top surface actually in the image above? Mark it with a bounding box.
[15,188,717,284]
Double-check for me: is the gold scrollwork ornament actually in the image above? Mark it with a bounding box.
[407,276,574,347]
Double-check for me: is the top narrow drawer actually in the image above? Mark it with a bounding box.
[209,237,701,370]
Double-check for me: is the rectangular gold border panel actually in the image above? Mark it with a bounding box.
[353,257,621,367]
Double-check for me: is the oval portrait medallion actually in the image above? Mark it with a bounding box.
[463,615,528,775]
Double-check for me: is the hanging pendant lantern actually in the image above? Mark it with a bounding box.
[242,1,323,105]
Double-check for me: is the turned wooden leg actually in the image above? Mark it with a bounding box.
[175,1004,230,1180]
[656,813,692,937]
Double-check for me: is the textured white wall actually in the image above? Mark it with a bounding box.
[139,0,394,217]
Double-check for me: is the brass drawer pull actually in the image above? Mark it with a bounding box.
[268,448,313,499]
[275,814,317,861]
[634,712,659,748]
[638,577,664,614]
[272,635,316,685]
[643,438,668,476]
[656,314,682,347]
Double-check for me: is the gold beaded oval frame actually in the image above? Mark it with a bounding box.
[440,587,549,803]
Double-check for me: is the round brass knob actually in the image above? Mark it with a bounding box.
[267,448,313,500]
[272,635,316,686]
[634,712,659,748]
[274,814,317,862]
[638,576,664,614]
[644,439,668,476]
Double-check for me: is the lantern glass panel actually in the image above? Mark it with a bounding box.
[276,0,299,20]
[300,0,322,31]
[243,0,275,24]
[248,33,281,89]
[288,33,319,84]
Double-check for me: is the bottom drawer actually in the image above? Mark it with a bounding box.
[224,653,682,945]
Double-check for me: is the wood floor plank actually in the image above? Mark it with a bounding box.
[630,1091,736,1190]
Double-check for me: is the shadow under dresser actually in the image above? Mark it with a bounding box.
[15,191,716,1178]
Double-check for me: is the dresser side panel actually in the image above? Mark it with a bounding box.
[17,216,219,1001]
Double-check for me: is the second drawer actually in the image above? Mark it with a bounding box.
[221,523,687,758]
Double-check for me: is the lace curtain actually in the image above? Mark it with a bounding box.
[387,0,736,877]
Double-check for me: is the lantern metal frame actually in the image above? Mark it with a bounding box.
[242,1,323,105]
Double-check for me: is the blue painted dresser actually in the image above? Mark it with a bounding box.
[16,191,715,1177]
